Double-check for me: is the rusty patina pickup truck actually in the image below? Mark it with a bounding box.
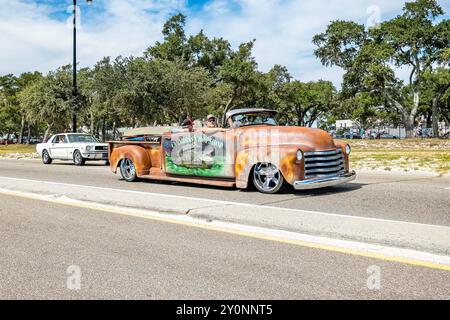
[108,108,356,194]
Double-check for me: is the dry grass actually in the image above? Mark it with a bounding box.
[344,139,450,175]
[0,144,36,155]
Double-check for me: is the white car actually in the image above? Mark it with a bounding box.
[36,133,109,166]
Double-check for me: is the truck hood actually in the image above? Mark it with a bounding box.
[237,126,336,151]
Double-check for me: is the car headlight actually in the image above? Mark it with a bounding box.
[86,146,92,151]
[345,145,351,155]
[296,150,303,161]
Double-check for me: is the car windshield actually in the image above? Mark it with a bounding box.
[229,112,277,128]
[67,134,99,143]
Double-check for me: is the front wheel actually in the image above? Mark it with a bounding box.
[120,158,138,182]
[252,162,285,194]
[42,150,52,164]
[73,150,85,166]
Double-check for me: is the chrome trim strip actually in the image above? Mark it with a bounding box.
[294,171,356,190]
[305,160,344,168]
[305,165,344,173]
[305,170,345,179]
[304,148,342,156]
[304,154,343,162]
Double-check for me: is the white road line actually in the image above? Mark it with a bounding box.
[0,175,449,230]
[1,187,450,270]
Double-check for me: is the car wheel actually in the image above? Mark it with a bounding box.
[73,150,85,166]
[42,150,52,164]
[120,158,138,182]
[252,162,285,194]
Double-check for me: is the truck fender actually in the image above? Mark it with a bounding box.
[235,146,303,189]
[110,145,151,177]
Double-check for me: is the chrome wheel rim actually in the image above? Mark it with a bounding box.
[253,163,281,192]
[43,151,49,162]
[120,158,136,180]
[74,151,82,164]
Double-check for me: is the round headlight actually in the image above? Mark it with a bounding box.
[86,145,92,151]
[345,145,351,155]
[296,150,303,161]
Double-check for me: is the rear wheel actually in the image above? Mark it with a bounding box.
[252,162,285,194]
[120,158,138,182]
[42,150,52,164]
[73,150,85,166]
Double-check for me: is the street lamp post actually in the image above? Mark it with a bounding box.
[72,0,92,133]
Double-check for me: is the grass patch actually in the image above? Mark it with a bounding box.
[347,139,450,174]
[0,144,37,155]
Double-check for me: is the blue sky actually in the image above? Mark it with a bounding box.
[1,0,449,87]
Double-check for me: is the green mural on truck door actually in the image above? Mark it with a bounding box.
[163,132,226,177]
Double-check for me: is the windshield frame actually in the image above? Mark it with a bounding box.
[67,134,99,143]
[227,112,278,128]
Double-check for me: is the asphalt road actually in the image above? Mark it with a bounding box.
[0,193,449,299]
[0,159,448,226]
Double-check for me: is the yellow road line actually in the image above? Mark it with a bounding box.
[1,189,450,272]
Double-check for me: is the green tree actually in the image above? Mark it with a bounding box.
[78,56,128,140]
[0,74,20,141]
[115,57,212,126]
[145,13,190,62]
[218,40,261,123]
[277,80,336,127]
[313,0,449,137]
[16,72,43,143]
[421,67,450,136]
[18,66,74,141]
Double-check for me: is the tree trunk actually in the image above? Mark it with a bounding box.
[432,97,439,138]
[18,115,25,144]
[222,96,235,126]
[43,124,52,142]
[426,110,432,128]
[102,116,107,142]
[26,123,31,145]
[221,86,238,126]
[386,93,418,139]
[404,114,415,138]
[90,110,94,134]
[113,121,117,140]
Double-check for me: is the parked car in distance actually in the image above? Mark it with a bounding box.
[369,132,398,139]
[108,108,356,194]
[21,137,43,144]
[336,134,362,139]
[377,133,398,139]
[36,133,108,166]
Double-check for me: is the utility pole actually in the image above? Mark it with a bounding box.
[72,0,93,133]
[72,0,77,133]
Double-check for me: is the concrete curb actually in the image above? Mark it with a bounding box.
[188,205,450,255]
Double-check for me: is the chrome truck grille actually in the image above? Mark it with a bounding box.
[304,149,345,179]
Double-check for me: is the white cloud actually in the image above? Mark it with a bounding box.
[188,0,412,87]
[0,0,448,88]
[0,0,186,75]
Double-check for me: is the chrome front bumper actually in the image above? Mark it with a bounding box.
[81,152,108,160]
[293,171,356,190]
